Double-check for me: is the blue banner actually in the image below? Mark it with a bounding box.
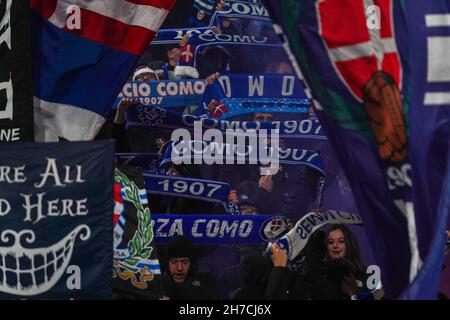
[152,214,271,244]
[395,0,450,299]
[0,141,114,299]
[143,173,232,212]
[125,106,326,140]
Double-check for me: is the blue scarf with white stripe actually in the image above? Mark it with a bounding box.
[161,140,326,175]
[143,173,232,212]
[152,214,272,244]
[125,106,326,140]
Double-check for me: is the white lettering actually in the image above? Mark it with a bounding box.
[248,76,264,97]
[219,221,239,238]
[238,220,253,237]
[0,74,13,120]
[0,165,26,183]
[34,158,65,188]
[21,193,46,224]
[206,219,220,237]
[0,128,20,141]
[0,199,11,216]
[138,83,151,97]
[157,82,167,96]
[218,76,232,97]
[21,193,90,224]
[155,218,169,237]
[193,81,206,94]
[191,219,206,238]
[282,76,295,96]
[168,219,183,236]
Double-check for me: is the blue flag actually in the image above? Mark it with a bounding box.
[0,141,114,299]
[394,0,450,299]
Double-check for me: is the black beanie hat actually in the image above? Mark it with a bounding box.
[166,236,195,260]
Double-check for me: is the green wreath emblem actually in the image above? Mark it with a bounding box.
[114,169,155,288]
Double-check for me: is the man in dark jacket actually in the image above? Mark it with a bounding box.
[162,236,217,300]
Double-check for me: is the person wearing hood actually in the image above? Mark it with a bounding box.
[162,236,217,300]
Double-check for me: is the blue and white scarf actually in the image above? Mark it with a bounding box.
[125,106,326,140]
[143,173,232,212]
[152,214,272,245]
[161,140,326,175]
[269,210,363,261]
[115,79,207,109]
[198,73,311,119]
[118,73,312,118]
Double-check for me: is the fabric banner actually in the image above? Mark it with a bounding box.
[113,166,163,299]
[125,106,326,140]
[143,173,231,212]
[115,153,161,173]
[394,1,450,300]
[264,0,426,299]
[0,0,34,142]
[272,210,363,261]
[0,141,114,299]
[30,0,176,141]
[152,214,272,244]
[161,140,326,175]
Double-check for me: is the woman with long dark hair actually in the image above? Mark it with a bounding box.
[266,224,372,300]
[304,224,369,299]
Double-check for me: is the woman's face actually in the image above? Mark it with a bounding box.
[327,229,346,259]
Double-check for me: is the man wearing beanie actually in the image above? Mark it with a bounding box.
[162,236,217,300]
